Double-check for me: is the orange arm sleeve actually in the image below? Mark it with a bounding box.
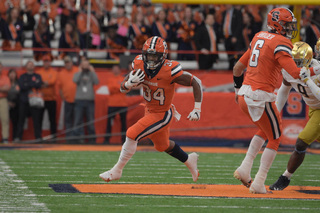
[278,54,318,78]
[239,49,250,67]
[277,55,301,79]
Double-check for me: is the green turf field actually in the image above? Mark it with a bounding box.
[1,148,319,212]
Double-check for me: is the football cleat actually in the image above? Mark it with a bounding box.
[184,152,199,182]
[249,181,272,194]
[233,169,252,188]
[99,168,122,182]
[269,175,290,190]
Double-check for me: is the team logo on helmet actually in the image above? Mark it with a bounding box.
[271,11,280,22]
[267,7,298,39]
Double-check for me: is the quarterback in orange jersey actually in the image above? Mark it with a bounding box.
[232,7,320,194]
[99,36,203,183]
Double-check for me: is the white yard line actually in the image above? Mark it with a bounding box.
[0,158,50,212]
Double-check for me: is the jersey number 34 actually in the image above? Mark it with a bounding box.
[143,84,165,105]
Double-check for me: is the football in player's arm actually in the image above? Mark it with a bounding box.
[120,68,202,120]
[269,41,320,190]
[99,36,203,183]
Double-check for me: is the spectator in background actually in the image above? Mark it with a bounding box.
[91,0,113,27]
[77,2,101,49]
[7,68,20,142]
[222,5,245,70]
[176,6,197,60]
[114,5,130,39]
[163,3,180,28]
[21,0,40,31]
[193,9,204,27]
[304,8,320,52]
[0,15,4,40]
[58,21,82,60]
[194,13,218,70]
[41,0,60,33]
[32,17,53,61]
[16,61,43,142]
[242,11,253,49]
[152,9,173,44]
[128,12,150,50]
[59,0,77,31]
[0,2,18,38]
[37,55,57,136]
[244,5,264,38]
[132,0,155,27]
[104,65,127,144]
[2,7,23,51]
[0,63,11,144]
[0,1,18,20]
[101,24,127,61]
[57,55,78,139]
[73,58,99,144]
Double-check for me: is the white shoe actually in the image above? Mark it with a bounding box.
[249,181,271,194]
[233,168,252,188]
[185,152,199,182]
[99,168,122,182]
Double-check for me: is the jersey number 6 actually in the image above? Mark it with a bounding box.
[249,39,265,67]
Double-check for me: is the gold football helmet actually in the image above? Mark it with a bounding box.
[292,41,313,68]
[315,37,320,58]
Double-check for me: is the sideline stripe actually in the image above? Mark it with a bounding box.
[0,158,50,212]
[6,144,320,154]
[50,183,320,200]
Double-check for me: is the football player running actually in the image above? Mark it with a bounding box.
[233,7,320,194]
[269,41,320,190]
[99,36,203,183]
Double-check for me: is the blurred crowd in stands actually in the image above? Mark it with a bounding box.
[0,1,319,70]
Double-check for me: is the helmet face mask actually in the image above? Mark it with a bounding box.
[142,49,164,70]
[292,41,313,68]
[267,8,298,39]
[282,21,298,39]
[142,36,168,70]
[293,58,304,68]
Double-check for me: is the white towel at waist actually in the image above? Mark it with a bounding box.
[244,96,266,122]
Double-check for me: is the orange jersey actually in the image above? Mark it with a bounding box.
[107,74,127,107]
[77,12,100,35]
[240,31,295,93]
[132,55,183,113]
[0,75,11,98]
[37,67,57,101]
[57,66,78,103]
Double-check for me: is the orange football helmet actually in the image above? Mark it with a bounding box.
[142,36,168,69]
[267,7,297,39]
